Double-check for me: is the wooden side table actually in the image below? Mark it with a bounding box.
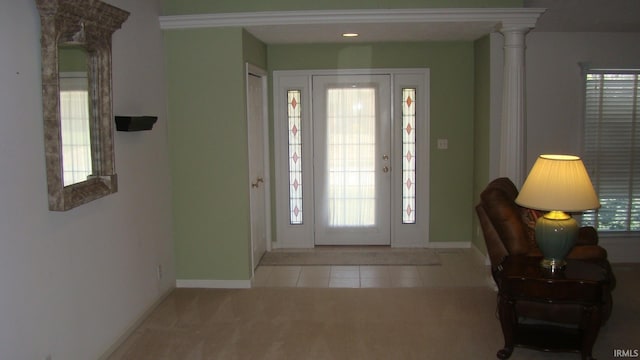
[496,256,609,360]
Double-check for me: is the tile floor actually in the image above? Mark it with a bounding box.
[252,248,495,288]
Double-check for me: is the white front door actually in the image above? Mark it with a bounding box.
[247,67,268,269]
[313,74,392,245]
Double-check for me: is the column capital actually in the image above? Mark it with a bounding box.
[500,25,533,36]
[500,24,535,33]
[501,27,530,50]
[499,8,545,33]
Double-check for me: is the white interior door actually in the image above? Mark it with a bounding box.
[313,74,391,245]
[247,68,268,269]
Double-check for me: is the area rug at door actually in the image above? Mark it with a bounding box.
[259,247,441,266]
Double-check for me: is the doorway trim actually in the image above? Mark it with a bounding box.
[273,68,430,249]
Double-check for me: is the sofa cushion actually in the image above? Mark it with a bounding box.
[520,207,543,251]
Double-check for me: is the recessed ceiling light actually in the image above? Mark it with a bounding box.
[342,33,359,38]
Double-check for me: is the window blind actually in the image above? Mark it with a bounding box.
[582,70,640,232]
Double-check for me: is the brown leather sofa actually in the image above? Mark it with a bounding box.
[476,177,615,324]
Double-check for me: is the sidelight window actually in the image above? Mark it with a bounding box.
[287,90,303,225]
[402,88,417,224]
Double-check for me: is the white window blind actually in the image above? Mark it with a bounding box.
[582,70,640,232]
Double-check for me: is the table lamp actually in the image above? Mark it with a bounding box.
[515,154,600,270]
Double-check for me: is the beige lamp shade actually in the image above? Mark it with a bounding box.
[515,154,600,212]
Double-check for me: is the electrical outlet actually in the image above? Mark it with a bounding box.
[156,264,163,280]
[437,138,448,150]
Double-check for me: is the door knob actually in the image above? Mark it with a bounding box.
[382,166,390,173]
[382,154,389,161]
[251,177,264,188]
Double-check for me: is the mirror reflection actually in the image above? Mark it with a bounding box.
[58,46,92,186]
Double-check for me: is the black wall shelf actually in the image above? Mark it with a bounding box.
[115,116,157,131]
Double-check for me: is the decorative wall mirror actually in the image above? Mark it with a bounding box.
[36,0,129,211]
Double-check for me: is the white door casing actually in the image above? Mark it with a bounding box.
[273,69,430,248]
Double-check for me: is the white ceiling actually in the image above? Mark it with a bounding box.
[239,1,640,44]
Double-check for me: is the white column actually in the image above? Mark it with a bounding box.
[499,26,531,186]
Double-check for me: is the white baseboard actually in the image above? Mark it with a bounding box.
[98,287,174,360]
[176,279,252,289]
[471,244,491,266]
[470,244,491,265]
[427,241,471,249]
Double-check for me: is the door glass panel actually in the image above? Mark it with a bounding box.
[326,87,376,227]
[313,74,391,246]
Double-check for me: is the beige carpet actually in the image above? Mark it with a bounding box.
[259,247,441,266]
[106,262,640,360]
[108,287,501,360]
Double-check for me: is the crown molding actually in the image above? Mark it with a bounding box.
[159,8,546,30]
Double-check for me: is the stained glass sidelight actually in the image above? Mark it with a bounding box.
[402,88,417,224]
[287,90,303,224]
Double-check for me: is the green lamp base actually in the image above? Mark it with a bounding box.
[535,211,579,271]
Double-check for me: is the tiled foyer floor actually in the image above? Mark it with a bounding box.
[252,248,495,288]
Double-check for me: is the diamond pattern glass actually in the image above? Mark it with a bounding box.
[288,90,303,225]
[402,88,416,224]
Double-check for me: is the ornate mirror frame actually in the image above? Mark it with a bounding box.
[36,0,129,211]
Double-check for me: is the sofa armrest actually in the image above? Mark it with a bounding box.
[567,244,607,261]
[575,226,599,246]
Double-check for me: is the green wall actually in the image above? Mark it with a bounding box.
[162,0,513,280]
[268,42,475,243]
[243,30,268,68]
[472,35,491,253]
[162,0,522,15]
[167,36,477,281]
[165,27,256,281]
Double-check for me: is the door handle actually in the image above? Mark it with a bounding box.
[382,166,390,173]
[251,177,264,188]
